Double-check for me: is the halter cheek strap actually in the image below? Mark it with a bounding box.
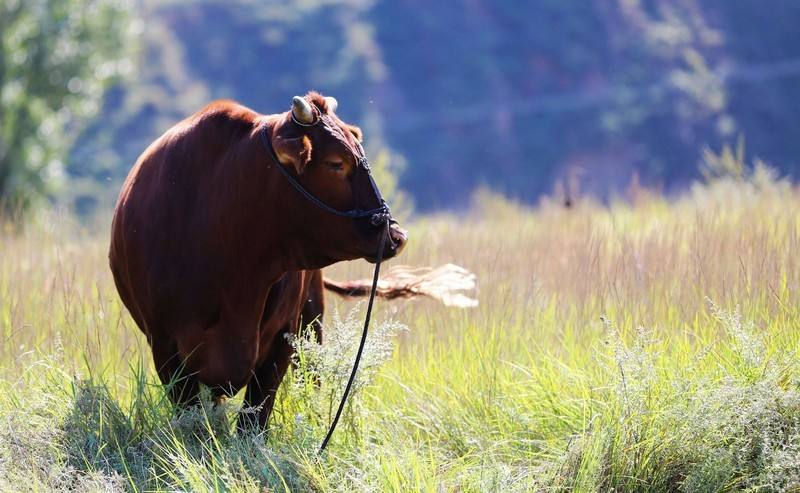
[259,123,391,226]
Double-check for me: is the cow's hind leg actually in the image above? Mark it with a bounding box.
[152,337,200,408]
[238,328,294,432]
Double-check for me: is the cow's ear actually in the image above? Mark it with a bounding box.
[273,134,313,174]
[347,125,363,142]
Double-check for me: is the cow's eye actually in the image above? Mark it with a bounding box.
[325,161,344,172]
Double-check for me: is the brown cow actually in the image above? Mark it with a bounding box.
[109,92,407,429]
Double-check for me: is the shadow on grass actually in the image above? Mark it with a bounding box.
[1,309,398,491]
[56,373,306,491]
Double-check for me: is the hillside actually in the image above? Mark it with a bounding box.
[67,0,800,212]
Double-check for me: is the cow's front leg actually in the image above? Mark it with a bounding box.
[174,312,261,403]
[238,328,294,432]
[152,336,201,408]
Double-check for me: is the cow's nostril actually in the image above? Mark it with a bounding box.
[387,225,408,254]
[389,226,408,244]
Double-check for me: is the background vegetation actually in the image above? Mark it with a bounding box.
[0,0,133,212]
[4,1,800,213]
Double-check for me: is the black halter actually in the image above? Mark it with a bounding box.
[259,122,391,226]
[260,114,393,452]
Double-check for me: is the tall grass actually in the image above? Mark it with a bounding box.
[2,170,800,491]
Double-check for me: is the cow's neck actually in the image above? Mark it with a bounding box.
[242,115,337,281]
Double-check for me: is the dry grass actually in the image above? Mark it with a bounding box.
[2,169,800,491]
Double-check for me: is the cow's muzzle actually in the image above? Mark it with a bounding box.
[365,221,407,263]
[387,222,408,254]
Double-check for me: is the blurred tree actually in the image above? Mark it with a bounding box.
[0,0,134,213]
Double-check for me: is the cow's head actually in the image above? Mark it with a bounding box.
[269,92,407,267]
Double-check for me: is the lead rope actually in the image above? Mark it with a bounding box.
[318,221,389,453]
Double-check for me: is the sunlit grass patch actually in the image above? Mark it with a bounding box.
[2,173,800,490]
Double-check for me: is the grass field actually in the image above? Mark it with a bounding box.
[2,168,800,491]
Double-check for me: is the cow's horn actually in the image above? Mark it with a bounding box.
[324,96,338,113]
[292,96,314,124]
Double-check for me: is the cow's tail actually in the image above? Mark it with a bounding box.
[323,263,478,308]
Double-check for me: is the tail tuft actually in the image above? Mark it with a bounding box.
[323,263,478,308]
